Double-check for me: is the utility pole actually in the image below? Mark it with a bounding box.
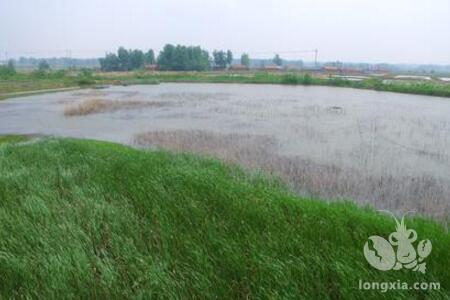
[314,49,318,69]
[65,49,72,68]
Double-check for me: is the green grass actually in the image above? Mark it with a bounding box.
[2,71,450,100]
[0,73,77,95]
[0,135,30,145]
[95,71,450,97]
[0,137,449,299]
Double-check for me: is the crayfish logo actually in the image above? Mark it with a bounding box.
[363,211,432,273]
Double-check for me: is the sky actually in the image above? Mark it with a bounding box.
[1,0,449,64]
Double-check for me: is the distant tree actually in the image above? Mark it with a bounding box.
[157,44,175,71]
[157,44,209,71]
[100,45,210,72]
[213,50,227,69]
[273,54,282,66]
[99,53,120,71]
[7,60,16,73]
[99,47,146,71]
[129,49,145,70]
[38,60,50,71]
[144,49,155,65]
[332,61,343,69]
[226,50,233,66]
[117,47,130,71]
[241,53,250,67]
[0,60,16,79]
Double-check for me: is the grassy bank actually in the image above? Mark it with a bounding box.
[0,72,80,96]
[0,137,449,299]
[1,70,450,100]
[95,71,450,98]
[0,134,30,145]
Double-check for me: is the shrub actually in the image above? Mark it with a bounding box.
[363,78,384,90]
[0,60,16,79]
[76,68,95,85]
[301,73,313,85]
[281,73,300,84]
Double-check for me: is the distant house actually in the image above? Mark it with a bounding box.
[322,65,340,72]
[230,64,249,71]
[144,64,157,71]
[263,65,283,71]
[285,65,301,71]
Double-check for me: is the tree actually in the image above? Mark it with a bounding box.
[99,53,120,71]
[226,50,233,66]
[157,44,209,71]
[117,47,130,71]
[144,49,155,65]
[241,53,250,67]
[129,49,145,70]
[213,50,227,69]
[7,60,16,73]
[157,44,176,71]
[273,54,282,66]
[38,60,50,71]
[99,47,146,71]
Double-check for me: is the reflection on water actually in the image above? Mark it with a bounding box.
[1,83,449,218]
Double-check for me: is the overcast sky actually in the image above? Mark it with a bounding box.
[1,0,449,64]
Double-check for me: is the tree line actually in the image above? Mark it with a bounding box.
[98,44,285,72]
[99,47,155,71]
[0,59,54,79]
[1,46,283,77]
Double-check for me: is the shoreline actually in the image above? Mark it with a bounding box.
[1,71,450,100]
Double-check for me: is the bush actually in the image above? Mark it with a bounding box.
[76,68,95,85]
[76,77,95,85]
[281,73,313,85]
[281,73,300,84]
[301,73,313,85]
[53,69,68,79]
[363,78,384,90]
[31,69,48,78]
[38,60,50,72]
[0,60,16,79]
[328,77,351,87]
[79,68,93,78]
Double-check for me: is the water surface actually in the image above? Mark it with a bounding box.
[1,83,449,217]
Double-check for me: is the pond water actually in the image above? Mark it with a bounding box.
[1,83,449,218]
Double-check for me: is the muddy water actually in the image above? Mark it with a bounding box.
[1,83,449,217]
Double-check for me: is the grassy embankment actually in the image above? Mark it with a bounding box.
[0,71,81,98]
[1,70,450,100]
[0,137,449,299]
[0,135,30,145]
[0,69,162,100]
[94,71,450,98]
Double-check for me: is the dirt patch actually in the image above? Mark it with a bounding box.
[64,99,168,116]
[134,130,450,220]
